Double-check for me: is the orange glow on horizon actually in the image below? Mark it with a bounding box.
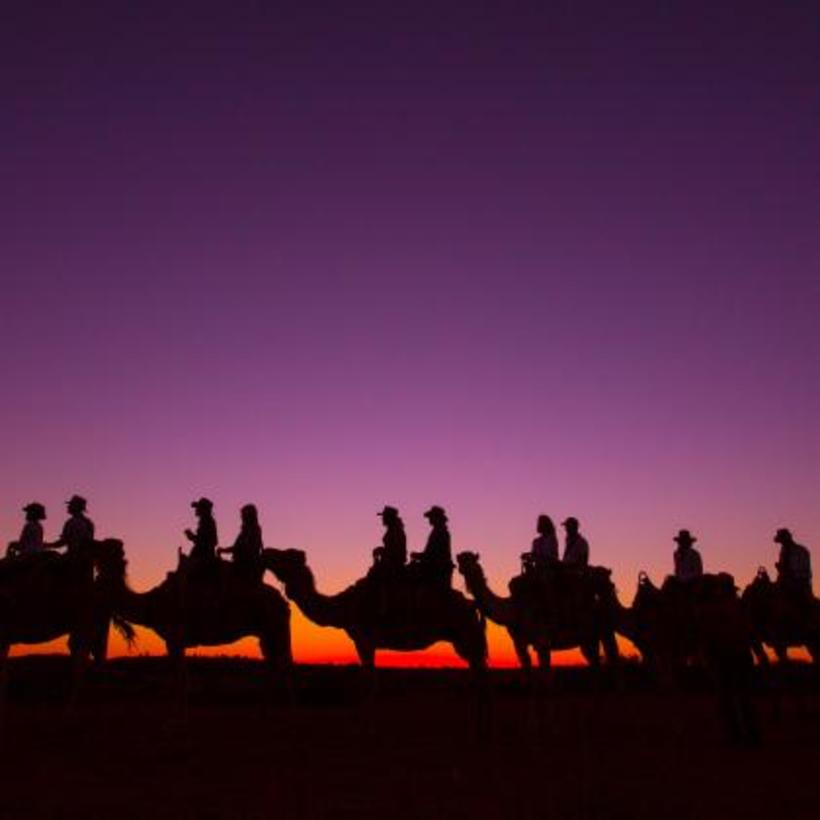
[9,613,648,666]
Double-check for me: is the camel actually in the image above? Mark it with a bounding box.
[613,571,759,742]
[109,550,292,678]
[0,539,134,700]
[455,552,619,670]
[741,568,820,665]
[612,572,748,669]
[615,572,694,668]
[261,548,487,671]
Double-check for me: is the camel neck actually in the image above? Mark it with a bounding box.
[463,567,512,625]
[285,568,344,628]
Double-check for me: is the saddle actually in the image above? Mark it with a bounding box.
[0,551,68,585]
[166,555,263,604]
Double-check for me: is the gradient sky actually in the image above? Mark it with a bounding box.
[2,1,819,664]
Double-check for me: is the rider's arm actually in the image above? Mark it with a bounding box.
[46,522,68,549]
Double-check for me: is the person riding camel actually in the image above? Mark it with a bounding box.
[526,514,559,571]
[411,506,453,589]
[217,503,263,582]
[185,497,218,564]
[673,529,703,583]
[372,506,407,574]
[49,495,96,581]
[561,517,589,568]
[774,528,812,605]
[6,502,47,558]
[51,495,95,556]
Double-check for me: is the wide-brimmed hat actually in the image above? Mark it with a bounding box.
[66,495,87,511]
[191,497,214,511]
[774,528,792,544]
[377,506,399,520]
[23,502,46,519]
[674,529,697,545]
[424,505,448,522]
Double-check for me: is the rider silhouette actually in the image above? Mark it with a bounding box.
[372,506,407,572]
[50,495,95,581]
[412,506,453,589]
[186,498,218,563]
[561,517,589,567]
[774,528,812,601]
[218,503,262,581]
[52,495,95,557]
[7,502,47,558]
[529,514,559,568]
[673,530,703,582]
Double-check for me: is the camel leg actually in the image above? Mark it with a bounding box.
[601,631,623,691]
[353,641,379,738]
[66,632,90,715]
[750,638,769,667]
[91,620,110,668]
[519,639,551,741]
[771,644,790,721]
[602,631,620,666]
[355,641,378,703]
[452,634,491,741]
[167,642,189,721]
[715,650,760,746]
[513,637,533,672]
[581,642,600,669]
[534,640,554,702]
[513,634,538,729]
[0,643,9,742]
[807,641,820,689]
[261,629,294,708]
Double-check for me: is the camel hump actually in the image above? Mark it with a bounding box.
[0,550,65,585]
[508,574,529,598]
[164,556,264,594]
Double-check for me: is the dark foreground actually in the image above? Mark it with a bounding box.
[1,658,818,820]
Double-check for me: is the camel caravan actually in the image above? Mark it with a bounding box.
[2,497,819,699]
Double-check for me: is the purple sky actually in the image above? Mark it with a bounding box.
[2,1,819,659]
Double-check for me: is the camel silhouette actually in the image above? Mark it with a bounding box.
[456,551,619,670]
[612,571,758,741]
[262,548,487,671]
[110,550,292,678]
[741,568,820,665]
[611,572,747,668]
[0,539,133,700]
[613,573,694,669]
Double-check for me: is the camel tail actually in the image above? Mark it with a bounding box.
[112,615,137,648]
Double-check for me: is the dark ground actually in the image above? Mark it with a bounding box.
[0,657,818,820]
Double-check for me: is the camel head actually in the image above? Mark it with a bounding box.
[456,551,488,592]
[741,567,773,602]
[93,538,128,584]
[632,571,661,610]
[456,550,483,576]
[91,538,136,645]
[262,548,312,590]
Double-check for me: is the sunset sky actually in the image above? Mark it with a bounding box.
[3,1,818,664]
